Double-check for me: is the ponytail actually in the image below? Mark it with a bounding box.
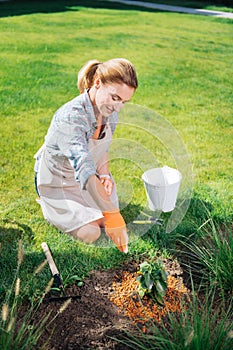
[77,60,102,93]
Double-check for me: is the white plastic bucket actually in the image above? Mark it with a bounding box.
[142,166,182,212]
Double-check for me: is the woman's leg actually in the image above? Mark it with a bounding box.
[68,218,104,244]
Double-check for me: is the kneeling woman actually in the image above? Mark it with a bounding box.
[34,58,138,253]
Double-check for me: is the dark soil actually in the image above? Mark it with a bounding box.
[34,261,139,350]
[17,258,189,349]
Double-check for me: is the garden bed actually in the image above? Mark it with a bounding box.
[30,258,190,349]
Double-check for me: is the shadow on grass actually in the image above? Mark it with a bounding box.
[0,0,160,18]
[0,219,34,244]
[0,218,130,302]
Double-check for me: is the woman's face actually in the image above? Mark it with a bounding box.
[92,79,135,117]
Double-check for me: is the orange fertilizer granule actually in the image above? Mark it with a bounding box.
[109,271,190,327]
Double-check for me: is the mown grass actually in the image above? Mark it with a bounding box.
[0,1,232,348]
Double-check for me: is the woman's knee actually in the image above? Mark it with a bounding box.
[68,222,101,243]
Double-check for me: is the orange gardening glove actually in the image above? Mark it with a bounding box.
[103,210,128,253]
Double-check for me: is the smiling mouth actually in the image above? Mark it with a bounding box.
[106,106,114,114]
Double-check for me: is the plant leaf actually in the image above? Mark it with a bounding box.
[160,269,168,282]
[145,273,154,290]
[139,288,145,298]
[140,261,150,274]
[156,280,166,294]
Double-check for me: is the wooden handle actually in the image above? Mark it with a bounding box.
[133,220,154,224]
[41,242,59,276]
[133,220,162,225]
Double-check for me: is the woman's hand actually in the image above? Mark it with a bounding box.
[97,152,113,195]
[99,175,113,196]
[86,176,128,253]
[106,226,128,253]
[103,210,128,253]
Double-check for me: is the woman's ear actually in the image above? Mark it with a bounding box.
[94,78,101,89]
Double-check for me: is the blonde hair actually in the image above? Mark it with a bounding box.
[77,58,138,93]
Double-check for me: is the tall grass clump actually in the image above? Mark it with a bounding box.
[177,207,233,295]
[116,285,233,350]
[0,239,71,349]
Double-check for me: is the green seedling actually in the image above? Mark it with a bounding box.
[137,260,168,305]
[65,275,83,288]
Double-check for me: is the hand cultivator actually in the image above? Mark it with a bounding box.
[41,242,81,301]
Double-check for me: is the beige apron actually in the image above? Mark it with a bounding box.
[35,124,119,233]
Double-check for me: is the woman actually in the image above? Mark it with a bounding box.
[34,58,138,253]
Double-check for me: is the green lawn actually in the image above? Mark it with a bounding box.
[0,1,232,348]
